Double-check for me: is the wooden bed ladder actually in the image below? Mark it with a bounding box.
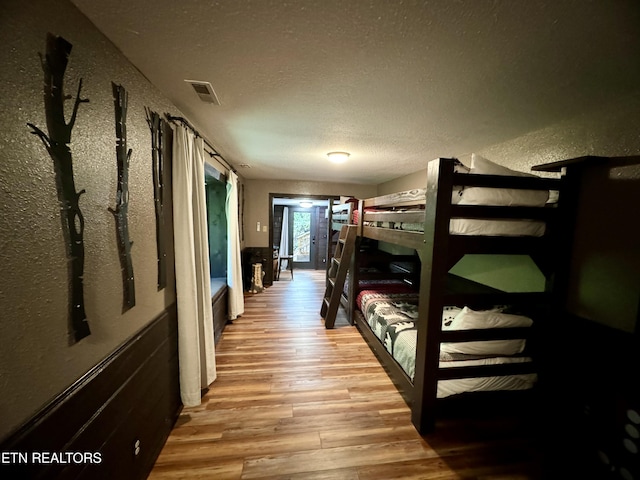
[321,225,357,328]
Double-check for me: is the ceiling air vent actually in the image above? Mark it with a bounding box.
[185,80,220,105]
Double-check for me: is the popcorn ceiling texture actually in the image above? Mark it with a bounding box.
[377,91,640,194]
[71,0,640,184]
[0,0,179,438]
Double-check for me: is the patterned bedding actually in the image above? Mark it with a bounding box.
[358,291,537,398]
[359,291,419,379]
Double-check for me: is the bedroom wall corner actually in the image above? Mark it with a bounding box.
[243,178,376,247]
[0,0,181,469]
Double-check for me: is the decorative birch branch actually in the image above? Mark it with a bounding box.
[145,107,167,291]
[109,82,135,313]
[27,34,91,344]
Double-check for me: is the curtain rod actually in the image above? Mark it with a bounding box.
[165,114,236,173]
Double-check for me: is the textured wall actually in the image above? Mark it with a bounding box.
[0,1,178,438]
[243,179,376,247]
[565,161,640,333]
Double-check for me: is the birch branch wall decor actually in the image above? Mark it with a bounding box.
[109,82,136,313]
[27,33,91,345]
[145,108,167,291]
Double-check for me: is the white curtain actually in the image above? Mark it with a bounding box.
[226,171,244,319]
[279,206,290,269]
[172,125,216,407]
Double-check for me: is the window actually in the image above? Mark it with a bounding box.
[292,210,311,262]
[205,172,227,292]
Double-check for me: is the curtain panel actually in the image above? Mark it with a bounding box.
[226,171,244,319]
[172,125,216,406]
[279,206,290,269]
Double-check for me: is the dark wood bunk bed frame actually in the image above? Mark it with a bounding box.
[329,200,419,324]
[328,156,599,434]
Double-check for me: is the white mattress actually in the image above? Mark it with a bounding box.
[450,218,546,237]
[363,214,546,237]
[438,356,537,398]
[391,327,536,398]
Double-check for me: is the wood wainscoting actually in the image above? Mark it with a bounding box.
[213,285,229,345]
[0,304,180,480]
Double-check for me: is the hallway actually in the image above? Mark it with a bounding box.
[148,270,544,479]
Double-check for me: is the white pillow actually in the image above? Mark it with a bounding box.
[441,306,532,356]
[451,161,470,204]
[441,306,463,327]
[471,154,524,176]
[459,154,549,207]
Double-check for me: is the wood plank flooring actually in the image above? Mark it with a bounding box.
[148,270,549,479]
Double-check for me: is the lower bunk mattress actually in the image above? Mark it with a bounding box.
[358,291,537,399]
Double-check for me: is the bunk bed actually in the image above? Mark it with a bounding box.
[331,154,594,433]
[330,198,358,230]
[329,198,419,323]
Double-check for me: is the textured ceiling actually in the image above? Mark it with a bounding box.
[71,0,640,184]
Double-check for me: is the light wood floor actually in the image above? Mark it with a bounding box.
[148,270,548,479]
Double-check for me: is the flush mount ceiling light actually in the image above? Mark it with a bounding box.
[299,201,313,208]
[327,151,350,163]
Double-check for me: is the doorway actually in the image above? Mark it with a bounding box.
[270,194,338,272]
[289,207,316,269]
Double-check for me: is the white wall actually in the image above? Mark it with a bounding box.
[243,178,376,247]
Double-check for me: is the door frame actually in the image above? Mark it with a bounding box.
[287,206,317,269]
[269,193,340,271]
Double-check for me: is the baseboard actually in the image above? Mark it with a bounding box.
[0,304,180,479]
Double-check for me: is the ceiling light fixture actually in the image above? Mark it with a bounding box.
[299,201,313,208]
[327,151,350,163]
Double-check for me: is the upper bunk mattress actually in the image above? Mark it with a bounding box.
[362,210,546,237]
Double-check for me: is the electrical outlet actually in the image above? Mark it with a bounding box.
[262,225,267,232]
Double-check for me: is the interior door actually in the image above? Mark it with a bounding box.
[289,207,317,269]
